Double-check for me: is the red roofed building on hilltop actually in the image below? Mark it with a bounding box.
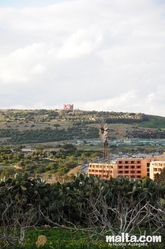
[63,104,74,110]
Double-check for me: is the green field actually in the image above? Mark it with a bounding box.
[2,228,163,249]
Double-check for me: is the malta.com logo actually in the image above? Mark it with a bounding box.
[106,233,162,247]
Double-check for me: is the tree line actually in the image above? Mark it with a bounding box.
[0,126,99,144]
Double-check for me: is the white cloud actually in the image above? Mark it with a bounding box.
[81,91,137,111]
[0,43,47,83]
[58,29,103,60]
[0,0,165,116]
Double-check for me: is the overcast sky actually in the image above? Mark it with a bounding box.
[0,0,165,116]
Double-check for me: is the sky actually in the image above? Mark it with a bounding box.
[0,0,165,116]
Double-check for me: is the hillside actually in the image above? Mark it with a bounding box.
[0,109,165,145]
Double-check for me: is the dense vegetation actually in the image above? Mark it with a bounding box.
[0,144,102,178]
[0,109,165,145]
[1,173,165,248]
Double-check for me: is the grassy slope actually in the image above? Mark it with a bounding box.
[0,109,165,145]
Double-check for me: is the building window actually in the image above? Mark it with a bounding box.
[124,171,129,174]
[118,171,123,174]
[137,166,141,168]
[125,166,129,169]
[119,166,123,169]
[106,170,112,174]
[125,161,128,164]
[119,161,122,164]
[131,166,135,169]
[131,161,134,164]
[137,161,141,164]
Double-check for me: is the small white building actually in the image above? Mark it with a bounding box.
[21,148,34,154]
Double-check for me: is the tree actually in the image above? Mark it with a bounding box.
[0,197,37,247]
[62,144,77,153]
[84,184,165,238]
[0,173,50,247]
[155,168,165,183]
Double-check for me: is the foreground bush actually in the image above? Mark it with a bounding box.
[1,173,165,247]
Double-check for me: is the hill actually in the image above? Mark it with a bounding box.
[0,109,165,145]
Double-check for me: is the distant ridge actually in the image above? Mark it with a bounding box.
[0,109,165,145]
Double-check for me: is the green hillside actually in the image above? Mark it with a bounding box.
[0,109,165,145]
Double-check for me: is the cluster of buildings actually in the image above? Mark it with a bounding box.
[88,155,165,180]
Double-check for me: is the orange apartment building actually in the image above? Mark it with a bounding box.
[88,156,165,180]
[88,162,118,180]
[116,158,150,179]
